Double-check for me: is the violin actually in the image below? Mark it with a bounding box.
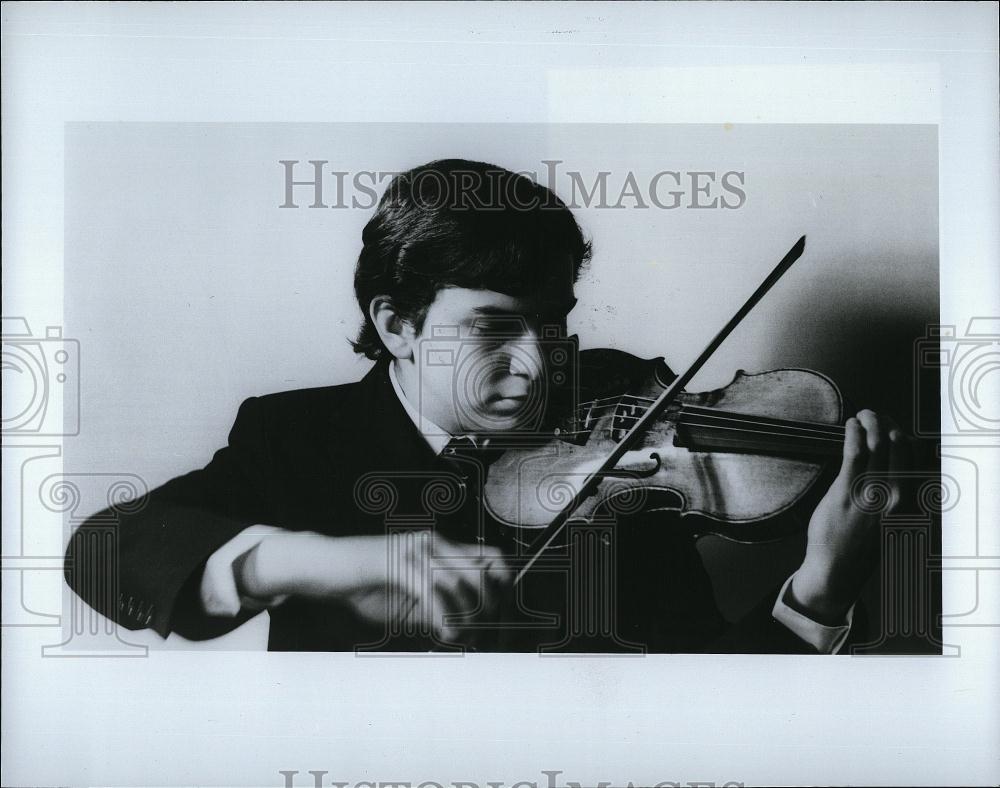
[479,236,848,575]
[484,347,845,546]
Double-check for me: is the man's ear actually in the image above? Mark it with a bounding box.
[369,296,416,360]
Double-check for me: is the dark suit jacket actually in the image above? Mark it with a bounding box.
[64,359,849,652]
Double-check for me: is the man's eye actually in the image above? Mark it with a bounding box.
[470,317,525,337]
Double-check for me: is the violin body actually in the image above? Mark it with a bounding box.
[483,348,844,544]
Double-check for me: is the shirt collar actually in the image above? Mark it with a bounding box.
[387,361,453,456]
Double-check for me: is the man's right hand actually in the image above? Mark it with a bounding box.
[229,529,513,645]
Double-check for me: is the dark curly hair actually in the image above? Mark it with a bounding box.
[352,159,591,360]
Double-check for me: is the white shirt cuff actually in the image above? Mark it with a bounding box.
[200,525,290,617]
[772,573,855,654]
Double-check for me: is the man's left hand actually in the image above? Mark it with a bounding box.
[790,409,911,624]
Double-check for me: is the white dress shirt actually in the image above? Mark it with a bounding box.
[200,361,854,653]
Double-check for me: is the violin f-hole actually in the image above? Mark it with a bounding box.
[606,451,662,479]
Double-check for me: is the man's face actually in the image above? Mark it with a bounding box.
[411,284,577,437]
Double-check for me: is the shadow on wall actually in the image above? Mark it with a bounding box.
[697,249,941,653]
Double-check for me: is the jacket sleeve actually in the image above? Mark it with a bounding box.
[63,396,276,640]
[706,581,869,654]
[621,513,867,654]
[707,583,821,653]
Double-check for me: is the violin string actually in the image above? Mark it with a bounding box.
[558,424,844,443]
[680,404,845,433]
[561,423,845,448]
[570,404,846,440]
[562,422,846,446]
[677,419,845,444]
[645,414,845,442]
[681,421,844,442]
[577,393,657,409]
[582,390,842,415]
[553,425,843,455]
[574,397,845,437]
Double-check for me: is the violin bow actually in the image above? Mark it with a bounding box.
[514,235,808,583]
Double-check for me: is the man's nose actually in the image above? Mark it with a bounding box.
[506,335,544,380]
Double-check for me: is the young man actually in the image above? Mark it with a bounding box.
[65,159,906,652]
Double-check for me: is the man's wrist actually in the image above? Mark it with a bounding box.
[242,531,384,601]
[772,574,855,653]
[201,525,294,617]
[234,530,305,599]
[787,560,854,626]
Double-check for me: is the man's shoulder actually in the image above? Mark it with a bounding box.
[255,380,361,410]
[236,364,394,461]
[252,372,374,421]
